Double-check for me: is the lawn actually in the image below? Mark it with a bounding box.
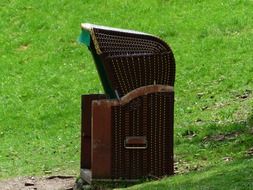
[120,159,253,190]
[0,0,253,189]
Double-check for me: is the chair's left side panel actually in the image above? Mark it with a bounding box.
[81,94,106,169]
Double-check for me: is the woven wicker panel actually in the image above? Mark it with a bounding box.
[111,91,174,179]
[93,29,168,56]
[90,27,175,98]
[104,53,175,97]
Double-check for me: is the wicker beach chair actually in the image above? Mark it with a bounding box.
[79,23,176,184]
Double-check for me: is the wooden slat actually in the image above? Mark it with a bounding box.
[92,101,112,178]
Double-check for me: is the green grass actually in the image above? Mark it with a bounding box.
[120,158,253,190]
[0,0,253,189]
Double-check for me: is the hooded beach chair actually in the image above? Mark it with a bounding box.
[79,23,175,184]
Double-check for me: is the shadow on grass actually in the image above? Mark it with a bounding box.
[84,177,157,190]
[177,116,253,149]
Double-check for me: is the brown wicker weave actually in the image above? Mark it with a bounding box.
[81,23,175,98]
[80,24,175,184]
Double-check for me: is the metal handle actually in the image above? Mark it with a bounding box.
[124,136,147,149]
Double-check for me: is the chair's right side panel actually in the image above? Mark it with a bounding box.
[111,91,174,179]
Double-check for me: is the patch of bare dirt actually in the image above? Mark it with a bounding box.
[235,89,252,100]
[0,176,75,190]
[246,147,253,157]
[202,131,240,142]
[17,44,30,51]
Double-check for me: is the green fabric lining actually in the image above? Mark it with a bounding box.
[79,30,117,99]
[79,30,90,47]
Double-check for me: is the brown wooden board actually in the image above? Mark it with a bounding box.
[81,94,106,169]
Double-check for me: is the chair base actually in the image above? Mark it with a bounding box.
[80,169,92,184]
[80,169,140,184]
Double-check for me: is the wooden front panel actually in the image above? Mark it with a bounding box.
[92,101,112,178]
[81,94,106,169]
